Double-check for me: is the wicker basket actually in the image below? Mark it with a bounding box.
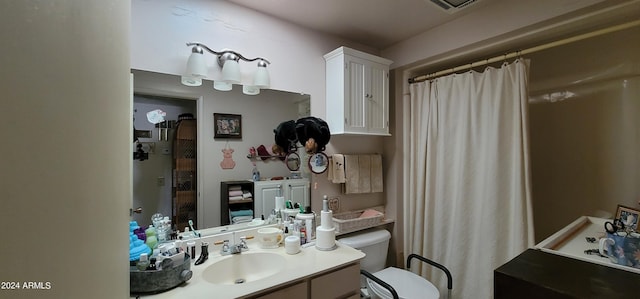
[332,209,384,233]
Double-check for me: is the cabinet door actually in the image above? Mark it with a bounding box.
[286,180,310,209]
[344,56,368,134]
[310,263,360,299]
[367,63,389,135]
[254,182,282,219]
[254,280,308,299]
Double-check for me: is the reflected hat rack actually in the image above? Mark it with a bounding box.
[181,42,270,95]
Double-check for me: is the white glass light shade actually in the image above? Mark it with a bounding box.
[253,66,270,89]
[213,81,232,91]
[181,76,202,87]
[185,52,207,78]
[221,59,241,84]
[242,85,260,96]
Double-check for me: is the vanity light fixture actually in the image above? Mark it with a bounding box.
[181,42,271,95]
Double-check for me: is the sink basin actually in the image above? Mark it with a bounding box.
[202,252,286,285]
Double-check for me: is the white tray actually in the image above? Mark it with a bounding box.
[535,216,640,275]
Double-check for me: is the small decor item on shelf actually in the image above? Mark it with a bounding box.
[220,143,236,169]
[256,144,270,160]
[194,242,209,266]
[248,146,257,158]
[252,163,260,181]
[614,205,640,232]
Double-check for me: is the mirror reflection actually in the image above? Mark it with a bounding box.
[309,152,329,174]
[285,153,301,171]
[131,69,311,235]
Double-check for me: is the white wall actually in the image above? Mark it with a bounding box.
[131,0,377,120]
[0,1,130,298]
[527,26,640,241]
[382,0,607,68]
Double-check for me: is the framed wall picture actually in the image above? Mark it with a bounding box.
[214,113,242,139]
[615,205,640,232]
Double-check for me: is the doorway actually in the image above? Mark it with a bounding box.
[132,94,197,228]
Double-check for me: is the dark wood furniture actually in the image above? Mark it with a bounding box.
[220,180,254,226]
[495,249,640,299]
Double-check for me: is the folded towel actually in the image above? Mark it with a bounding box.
[229,195,244,201]
[359,209,382,218]
[332,154,346,183]
[358,155,371,193]
[228,185,242,191]
[232,215,253,224]
[371,154,383,193]
[228,190,243,197]
[242,191,252,198]
[344,155,359,193]
[230,209,253,217]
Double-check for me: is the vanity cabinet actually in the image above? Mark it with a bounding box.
[310,263,360,298]
[324,46,393,136]
[254,178,310,218]
[249,263,360,299]
[254,281,307,299]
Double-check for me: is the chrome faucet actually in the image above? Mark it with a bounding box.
[220,237,249,255]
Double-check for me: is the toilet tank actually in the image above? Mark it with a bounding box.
[339,229,391,273]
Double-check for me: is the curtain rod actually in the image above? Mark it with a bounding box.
[408,19,640,84]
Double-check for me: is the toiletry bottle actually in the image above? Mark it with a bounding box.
[147,258,157,270]
[300,226,307,245]
[136,253,150,271]
[186,241,196,260]
[252,164,260,181]
[284,226,290,238]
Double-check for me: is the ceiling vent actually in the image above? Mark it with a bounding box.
[428,0,479,13]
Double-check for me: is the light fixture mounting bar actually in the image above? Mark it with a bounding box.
[186,42,270,64]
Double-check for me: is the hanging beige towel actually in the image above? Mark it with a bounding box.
[332,154,346,183]
[327,156,334,181]
[358,155,371,193]
[344,155,360,193]
[371,154,383,193]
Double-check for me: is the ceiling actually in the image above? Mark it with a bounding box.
[228,0,499,49]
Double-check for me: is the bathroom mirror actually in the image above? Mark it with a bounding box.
[308,152,329,174]
[132,69,311,234]
[285,153,301,171]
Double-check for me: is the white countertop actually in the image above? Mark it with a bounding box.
[132,239,365,299]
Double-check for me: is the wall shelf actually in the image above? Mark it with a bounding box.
[220,180,254,226]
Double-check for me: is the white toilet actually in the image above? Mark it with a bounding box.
[339,229,440,299]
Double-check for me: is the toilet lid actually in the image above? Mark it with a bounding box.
[367,267,440,299]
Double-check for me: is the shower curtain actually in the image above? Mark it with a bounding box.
[404,59,534,299]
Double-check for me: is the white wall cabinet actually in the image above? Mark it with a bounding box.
[254,178,310,218]
[324,46,393,136]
